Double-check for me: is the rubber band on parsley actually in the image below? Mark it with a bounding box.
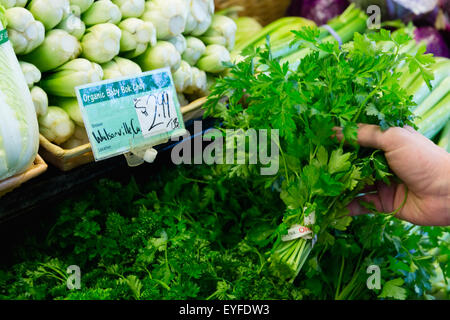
[204,27,435,282]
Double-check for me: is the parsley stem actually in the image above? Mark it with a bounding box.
[337,250,374,300]
[39,271,66,283]
[370,186,409,216]
[179,172,209,184]
[274,138,290,183]
[39,263,67,282]
[347,282,365,300]
[391,186,409,217]
[153,279,171,291]
[335,255,345,300]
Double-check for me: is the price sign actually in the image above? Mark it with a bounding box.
[133,90,181,137]
[75,67,186,161]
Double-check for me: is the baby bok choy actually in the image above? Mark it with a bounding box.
[118,18,156,58]
[40,58,103,97]
[5,7,45,55]
[81,23,122,64]
[21,29,81,72]
[135,40,181,72]
[38,106,75,145]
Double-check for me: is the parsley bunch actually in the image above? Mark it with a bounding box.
[205,27,435,281]
[0,166,447,299]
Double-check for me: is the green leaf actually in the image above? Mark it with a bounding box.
[316,146,328,168]
[379,278,407,300]
[332,215,353,231]
[353,32,376,55]
[302,164,320,194]
[317,172,344,196]
[342,122,359,145]
[415,45,435,65]
[280,179,306,210]
[328,148,351,174]
[392,30,411,45]
[372,154,392,184]
[343,166,362,191]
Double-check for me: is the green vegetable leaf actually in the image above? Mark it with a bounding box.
[328,149,351,175]
[379,278,407,300]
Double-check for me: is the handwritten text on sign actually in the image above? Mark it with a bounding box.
[134,90,180,137]
[75,68,185,161]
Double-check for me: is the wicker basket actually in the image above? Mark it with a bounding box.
[39,97,208,171]
[215,0,291,25]
[0,155,48,197]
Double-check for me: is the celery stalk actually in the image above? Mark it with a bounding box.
[243,19,316,52]
[407,60,450,107]
[283,12,367,69]
[232,17,306,53]
[235,5,362,58]
[414,77,450,118]
[416,93,450,139]
[395,42,425,73]
[395,42,425,84]
[398,67,420,90]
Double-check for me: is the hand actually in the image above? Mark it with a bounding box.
[342,124,450,226]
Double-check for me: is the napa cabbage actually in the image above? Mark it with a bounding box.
[0,7,39,180]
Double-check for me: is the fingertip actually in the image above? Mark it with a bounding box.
[332,126,343,141]
[356,124,386,150]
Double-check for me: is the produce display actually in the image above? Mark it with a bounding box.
[1,0,235,149]
[0,0,449,303]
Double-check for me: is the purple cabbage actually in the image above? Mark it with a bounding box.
[414,26,450,58]
[411,7,440,28]
[288,0,350,25]
[410,6,450,32]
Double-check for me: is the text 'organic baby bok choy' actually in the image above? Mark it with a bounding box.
[0,7,39,180]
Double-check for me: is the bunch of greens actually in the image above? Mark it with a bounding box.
[0,165,293,300]
[204,26,436,281]
[0,165,448,300]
